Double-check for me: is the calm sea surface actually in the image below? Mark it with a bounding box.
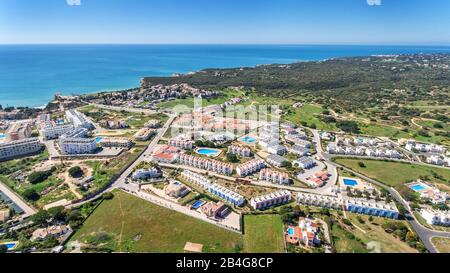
[1,44,450,107]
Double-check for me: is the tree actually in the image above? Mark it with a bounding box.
[31,210,50,226]
[28,170,52,184]
[226,153,239,163]
[23,189,40,201]
[358,161,366,168]
[336,120,360,134]
[68,166,84,178]
[0,245,7,253]
[48,206,67,222]
[102,192,114,200]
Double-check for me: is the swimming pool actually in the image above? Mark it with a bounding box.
[196,148,222,157]
[240,136,257,144]
[410,184,429,192]
[0,133,5,139]
[0,242,17,250]
[95,136,104,143]
[343,178,358,187]
[287,228,294,236]
[192,200,205,209]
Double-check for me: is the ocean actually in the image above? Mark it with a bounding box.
[1,44,450,107]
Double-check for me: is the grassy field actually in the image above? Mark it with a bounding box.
[70,190,242,253]
[345,213,418,253]
[431,237,450,253]
[243,214,285,253]
[285,104,336,131]
[333,158,450,188]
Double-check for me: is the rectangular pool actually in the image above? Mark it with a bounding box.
[192,200,205,209]
[410,184,429,192]
[343,178,358,187]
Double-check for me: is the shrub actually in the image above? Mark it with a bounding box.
[69,166,84,178]
[28,170,52,184]
[23,188,40,201]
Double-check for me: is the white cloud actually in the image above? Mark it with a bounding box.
[367,0,381,6]
[66,0,81,6]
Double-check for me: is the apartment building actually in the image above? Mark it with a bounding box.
[236,159,266,177]
[178,154,233,175]
[250,190,292,210]
[40,124,74,140]
[59,137,97,155]
[228,145,251,157]
[5,121,32,141]
[65,109,94,129]
[0,138,42,160]
[259,169,290,185]
[420,208,450,226]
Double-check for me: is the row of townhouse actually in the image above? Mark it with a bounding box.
[169,139,194,150]
[250,190,292,210]
[40,124,74,140]
[133,128,157,141]
[178,154,233,175]
[236,159,266,177]
[420,208,450,226]
[208,183,245,207]
[285,135,310,147]
[228,145,251,157]
[259,169,290,185]
[181,170,212,189]
[405,141,446,154]
[296,193,399,219]
[181,170,244,206]
[327,143,402,159]
[65,109,94,129]
[426,155,450,167]
[99,137,134,149]
[0,138,43,160]
[345,198,399,219]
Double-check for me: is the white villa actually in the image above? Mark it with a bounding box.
[420,208,450,226]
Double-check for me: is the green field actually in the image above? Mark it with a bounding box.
[243,214,285,253]
[432,237,450,253]
[285,104,336,131]
[334,158,450,188]
[70,190,242,253]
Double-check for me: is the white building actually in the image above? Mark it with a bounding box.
[250,190,292,210]
[420,209,450,226]
[293,157,316,169]
[0,138,42,160]
[228,145,251,157]
[132,167,162,180]
[181,170,212,189]
[267,144,287,155]
[59,137,97,155]
[65,110,94,129]
[133,128,156,141]
[178,154,233,175]
[267,154,288,167]
[236,159,266,177]
[208,184,245,207]
[99,137,133,149]
[259,169,290,184]
[297,193,343,210]
[5,121,32,141]
[345,198,399,219]
[40,124,75,140]
[169,139,194,150]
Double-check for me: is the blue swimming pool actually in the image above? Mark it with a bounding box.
[343,179,358,187]
[240,136,256,144]
[410,184,428,192]
[0,133,5,139]
[1,242,17,250]
[192,200,205,209]
[196,148,221,157]
[95,136,104,143]
[287,228,294,236]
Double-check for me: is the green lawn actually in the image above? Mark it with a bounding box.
[243,214,285,253]
[432,237,450,253]
[284,104,336,131]
[334,158,450,188]
[70,190,242,253]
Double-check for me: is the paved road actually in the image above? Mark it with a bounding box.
[0,181,36,218]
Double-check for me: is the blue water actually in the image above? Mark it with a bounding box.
[192,200,205,209]
[196,148,221,157]
[0,242,17,250]
[0,133,5,139]
[2,44,450,107]
[410,184,428,192]
[343,179,358,187]
[288,228,294,236]
[95,136,104,143]
[240,136,257,144]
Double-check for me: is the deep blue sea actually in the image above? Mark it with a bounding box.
[1,44,450,107]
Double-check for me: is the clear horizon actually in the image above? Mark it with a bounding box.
[1,0,450,44]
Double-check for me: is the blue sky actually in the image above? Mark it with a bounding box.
[1,0,449,44]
